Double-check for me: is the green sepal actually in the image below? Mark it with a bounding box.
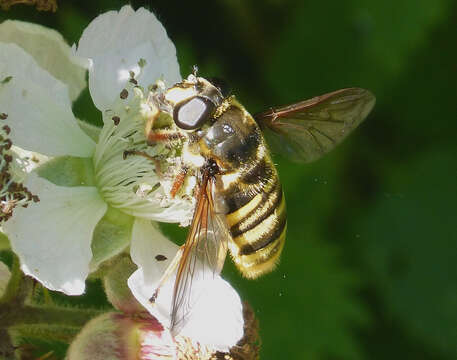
[77,119,101,143]
[0,252,22,305]
[0,231,10,251]
[36,156,95,187]
[89,207,134,273]
[103,255,143,313]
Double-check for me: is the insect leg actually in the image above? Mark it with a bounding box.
[170,166,188,198]
[123,150,156,162]
[146,130,183,145]
[149,246,184,303]
[122,150,164,179]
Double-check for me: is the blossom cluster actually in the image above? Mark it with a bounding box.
[0,6,253,358]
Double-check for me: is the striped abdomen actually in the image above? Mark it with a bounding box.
[223,157,287,278]
[202,101,287,278]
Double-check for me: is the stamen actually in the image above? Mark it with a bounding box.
[0,120,39,223]
[93,72,194,224]
[120,89,129,99]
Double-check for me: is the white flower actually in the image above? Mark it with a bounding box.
[0,6,243,349]
[128,220,244,351]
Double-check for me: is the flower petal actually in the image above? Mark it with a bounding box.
[0,20,87,101]
[76,5,181,111]
[128,219,244,351]
[11,146,49,174]
[2,174,107,295]
[0,43,95,157]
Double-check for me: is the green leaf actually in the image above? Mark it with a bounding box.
[225,155,369,360]
[36,156,95,187]
[10,331,69,360]
[265,0,452,102]
[9,324,79,344]
[357,150,457,357]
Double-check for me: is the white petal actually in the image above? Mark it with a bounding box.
[0,20,87,101]
[0,43,95,157]
[2,174,107,295]
[76,5,181,110]
[128,219,178,327]
[128,219,244,351]
[11,146,50,173]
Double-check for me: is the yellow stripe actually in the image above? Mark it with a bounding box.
[234,222,287,279]
[234,196,286,248]
[226,193,262,227]
[235,185,280,233]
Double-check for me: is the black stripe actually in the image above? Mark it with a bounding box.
[240,157,273,185]
[239,212,287,256]
[224,157,276,217]
[224,184,257,214]
[230,184,282,237]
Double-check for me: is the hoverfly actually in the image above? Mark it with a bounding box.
[145,72,375,332]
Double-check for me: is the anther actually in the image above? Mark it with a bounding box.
[149,289,159,303]
[120,89,129,99]
[129,78,138,85]
[155,254,167,261]
[0,113,7,120]
[123,150,131,160]
[138,58,146,68]
[112,116,120,125]
[3,125,10,135]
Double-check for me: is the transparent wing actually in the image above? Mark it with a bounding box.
[170,175,230,334]
[254,88,376,163]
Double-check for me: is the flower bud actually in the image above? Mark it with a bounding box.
[68,303,259,360]
[67,312,175,360]
[103,255,145,314]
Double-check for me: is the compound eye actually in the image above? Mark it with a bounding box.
[173,96,216,130]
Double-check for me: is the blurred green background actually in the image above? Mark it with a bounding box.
[1,0,456,359]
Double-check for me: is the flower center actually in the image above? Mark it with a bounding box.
[93,78,194,226]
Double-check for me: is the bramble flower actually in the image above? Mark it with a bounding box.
[0,6,245,350]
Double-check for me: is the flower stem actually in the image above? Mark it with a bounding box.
[0,304,103,328]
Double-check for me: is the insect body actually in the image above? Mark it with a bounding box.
[148,74,375,331]
[206,101,286,279]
